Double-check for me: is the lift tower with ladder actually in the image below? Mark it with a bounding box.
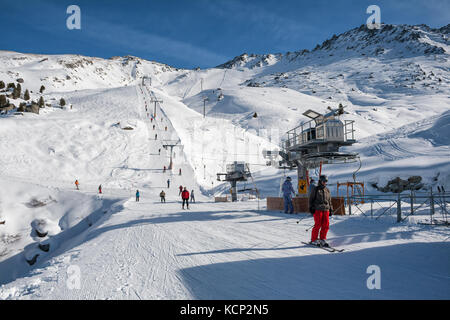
[149,97,163,119]
[217,161,252,202]
[162,140,182,170]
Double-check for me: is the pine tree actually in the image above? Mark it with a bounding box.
[38,96,45,108]
[0,81,5,89]
[39,85,45,93]
[24,89,30,101]
[0,95,7,107]
[12,85,21,99]
[60,98,66,107]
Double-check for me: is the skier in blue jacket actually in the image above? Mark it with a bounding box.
[282,176,296,214]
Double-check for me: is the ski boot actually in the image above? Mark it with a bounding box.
[319,240,330,248]
[310,240,321,246]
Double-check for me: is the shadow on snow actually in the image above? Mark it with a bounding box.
[177,242,450,300]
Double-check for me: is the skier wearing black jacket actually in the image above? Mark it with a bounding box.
[309,175,333,247]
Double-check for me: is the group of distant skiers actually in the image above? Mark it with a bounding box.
[76,100,186,206]
[75,170,333,247]
[282,174,333,248]
[158,184,195,208]
[75,180,103,194]
[72,96,199,212]
[74,179,194,209]
[158,185,194,208]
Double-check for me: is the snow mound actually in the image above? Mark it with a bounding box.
[410,110,450,146]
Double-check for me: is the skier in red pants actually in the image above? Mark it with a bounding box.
[309,175,333,247]
[181,187,190,209]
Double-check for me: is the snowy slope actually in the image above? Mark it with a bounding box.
[0,51,178,93]
[0,23,449,299]
[1,23,449,191]
[1,200,449,299]
[159,23,450,190]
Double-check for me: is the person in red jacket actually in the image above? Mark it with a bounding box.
[181,187,190,209]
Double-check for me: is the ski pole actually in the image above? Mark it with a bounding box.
[296,214,311,224]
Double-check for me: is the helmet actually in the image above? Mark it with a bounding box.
[319,175,328,182]
[286,176,292,181]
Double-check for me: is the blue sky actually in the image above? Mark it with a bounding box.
[1,0,449,68]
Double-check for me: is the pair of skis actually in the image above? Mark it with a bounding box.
[301,241,344,253]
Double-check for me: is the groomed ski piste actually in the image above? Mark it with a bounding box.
[0,23,450,299]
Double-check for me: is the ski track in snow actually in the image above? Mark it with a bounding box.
[0,79,448,298]
[1,28,450,300]
[1,196,449,299]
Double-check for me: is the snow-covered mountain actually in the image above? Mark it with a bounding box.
[218,23,449,69]
[0,23,449,299]
[164,23,450,189]
[0,51,178,92]
[1,22,449,192]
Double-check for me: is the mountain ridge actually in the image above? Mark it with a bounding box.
[217,23,449,69]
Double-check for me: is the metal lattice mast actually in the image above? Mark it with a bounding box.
[150,97,163,118]
[162,140,181,170]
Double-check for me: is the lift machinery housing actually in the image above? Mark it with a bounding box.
[275,104,359,195]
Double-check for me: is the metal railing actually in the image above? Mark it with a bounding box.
[343,120,355,141]
[346,189,449,225]
[282,118,356,150]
